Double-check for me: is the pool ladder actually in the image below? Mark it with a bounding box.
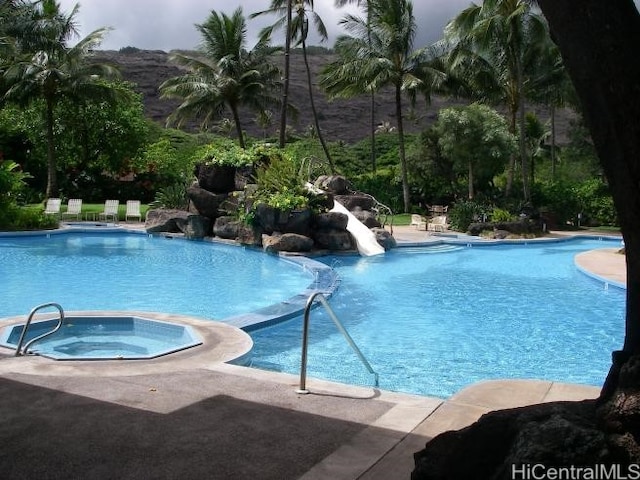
[297,292,379,394]
[14,303,65,356]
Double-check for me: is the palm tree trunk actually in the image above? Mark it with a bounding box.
[550,105,557,180]
[279,0,292,148]
[395,84,410,213]
[370,89,376,172]
[230,104,246,149]
[505,108,517,197]
[468,161,474,199]
[45,97,57,198]
[301,39,335,173]
[517,64,530,202]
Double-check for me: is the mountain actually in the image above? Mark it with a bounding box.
[94,49,575,145]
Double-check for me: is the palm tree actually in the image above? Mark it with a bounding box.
[160,7,281,149]
[333,0,378,172]
[527,39,577,181]
[443,0,549,201]
[252,0,336,173]
[2,0,120,198]
[321,0,444,213]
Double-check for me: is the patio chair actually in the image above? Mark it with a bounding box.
[410,214,427,230]
[43,198,61,217]
[427,215,448,233]
[61,198,83,221]
[125,200,142,222]
[98,199,119,222]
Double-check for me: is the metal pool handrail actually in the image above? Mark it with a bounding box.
[14,303,65,356]
[296,292,379,394]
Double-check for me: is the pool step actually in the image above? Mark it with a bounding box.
[400,244,464,254]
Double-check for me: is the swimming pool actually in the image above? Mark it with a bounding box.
[248,237,625,397]
[0,230,625,398]
[0,231,314,320]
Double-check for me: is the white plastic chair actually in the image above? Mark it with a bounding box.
[410,214,427,230]
[61,199,82,221]
[98,200,119,222]
[125,200,142,222]
[44,198,61,216]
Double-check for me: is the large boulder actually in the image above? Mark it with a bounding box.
[334,194,376,211]
[195,163,236,193]
[314,211,348,230]
[237,223,263,246]
[178,215,211,239]
[145,209,190,233]
[213,216,241,239]
[253,204,313,236]
[412,400,614,480]
[145,209,210,239]
[352,207,381,228]
[313,229,354,251]
[315,175,350,195]
[187,185,228,218]
[262,233,314,253]
[373,227,396,250]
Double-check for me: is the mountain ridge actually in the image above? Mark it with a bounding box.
[94,49,574,145]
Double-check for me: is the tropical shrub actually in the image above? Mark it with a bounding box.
[350,168,403,213]
[448,200,487,232]
[574,178,617,226]
[149,184,189,210]
[491,207,516,222]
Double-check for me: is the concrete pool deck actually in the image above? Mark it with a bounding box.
[0,225,622,479]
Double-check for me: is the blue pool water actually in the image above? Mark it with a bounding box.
[1,315,202,360]
[248,238,626,397]
[0,232,313,319]
[0,231,626,398]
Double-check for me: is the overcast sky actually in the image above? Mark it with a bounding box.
[57,0,473,52]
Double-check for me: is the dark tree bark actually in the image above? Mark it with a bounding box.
[535,0,640,401]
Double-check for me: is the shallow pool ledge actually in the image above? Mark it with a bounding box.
[575,248,626,289]
[222,255,339,332]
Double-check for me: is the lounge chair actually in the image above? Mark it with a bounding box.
[427,215,448,233]
[61,199,82,221]
[98,200,119,222]
[43,198,61,217]
[125,200,142,222]
[410,214,427,230]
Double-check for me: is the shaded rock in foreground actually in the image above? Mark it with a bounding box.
[411,400,619,480]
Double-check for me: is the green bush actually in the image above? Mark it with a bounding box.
[574,178,617,226]
[491,207,516,222]
[350,167,403,213]
[531,181,581,227]
[448,200,486,232]
[149,184,189,210]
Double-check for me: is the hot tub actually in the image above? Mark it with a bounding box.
[0,315,203,360]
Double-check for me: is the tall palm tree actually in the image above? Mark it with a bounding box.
[443,0,549,201]
[2,0,119,198]
[321,0,444,213]
[527,38,577,181]
[252,0,336,173]
[160,8,281,149]
[333,0,378,172]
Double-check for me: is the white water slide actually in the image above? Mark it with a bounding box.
[306,183,385,257]
[331,200,385,256]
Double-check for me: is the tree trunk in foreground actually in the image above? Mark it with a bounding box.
[536,1,640,403]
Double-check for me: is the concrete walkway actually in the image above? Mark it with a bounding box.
[0,225,621,479]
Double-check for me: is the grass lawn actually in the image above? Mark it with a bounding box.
[389,213,412,226]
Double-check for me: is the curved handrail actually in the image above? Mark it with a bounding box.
[14,303,65,356]
[297,292,379,394]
